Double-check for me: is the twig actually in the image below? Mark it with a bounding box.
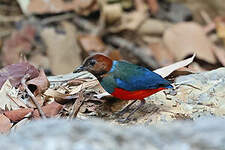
[69,91,85,118]
[21,74,46,119]
[47,72,95,83]
[41,13,76,25]
[0,15,22,22]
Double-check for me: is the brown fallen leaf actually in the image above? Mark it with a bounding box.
[33,102,63,118]
[29,54,50,71]
[149,42,174,66]
[163,22,216,64]
[18,0,99,16]
[146,0,159,14]
[212,46,225,66]
[0,62,39,89]
[40,21,82,74]
[154,54,195,78]
[4,108,33,122]
[78,35,105,53]
[44,89,78,104]
[0,114,12,133]
[1,24,36,65]
[26,69,49,96]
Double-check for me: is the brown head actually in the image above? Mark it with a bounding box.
[73,54,113,79]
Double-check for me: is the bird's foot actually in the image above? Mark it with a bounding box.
[115,100,137,117]
[117,117,131,123]
[116,100,146,123]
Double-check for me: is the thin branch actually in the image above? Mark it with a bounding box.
[21,74,46,119]
[69,91,85,118]
[41,13,75,25]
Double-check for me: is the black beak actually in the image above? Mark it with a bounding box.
[73,66,85,73]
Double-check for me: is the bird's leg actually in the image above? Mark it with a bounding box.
[119,100,146,123]
[116,100,137,116]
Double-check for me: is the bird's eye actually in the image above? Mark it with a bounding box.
[89,60,96,66]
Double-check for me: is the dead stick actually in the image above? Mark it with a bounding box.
[21,74,46,119]
[70,91,84,118]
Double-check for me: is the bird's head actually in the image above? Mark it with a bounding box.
[74,54,113,78]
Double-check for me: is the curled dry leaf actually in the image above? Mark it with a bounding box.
[0,62,39,89]
[78,35,106,53]
[163,22,216,64]
[10,118,30,132]
[0,114,12,133]
[44,89,78,104]
[0,80,20,110]
[26,69,50,96]
[33,102,63,118]
[4,108,33,122]
[154,54,195,78]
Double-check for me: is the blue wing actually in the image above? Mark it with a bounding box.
[110,61,172,91]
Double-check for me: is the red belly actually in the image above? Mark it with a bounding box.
[111,88,165,100]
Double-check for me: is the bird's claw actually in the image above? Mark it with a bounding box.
[117,117,131,123]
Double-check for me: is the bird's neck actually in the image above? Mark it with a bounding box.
[94,61,117,82]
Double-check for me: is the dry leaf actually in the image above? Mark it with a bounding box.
[33,102,63,118]
[149,42,174,66]
[103,3,122,24]
[0,62,39,89]
[146,0,159,14]
[26,69,50,96]
[212,46,225,66]
[44,89,78,104]
[78,35,105,53]
[154,54,195,78]
[0,114,12,133]
[0,80,20,110]
[1,24,36,65]
[40,21,82,74]
[18,0,99,15]
[4,108,33,122]
[138,19,171,35]
[163,22,216,64]
[10,118,30,132]
[29,54,50,70]
[109,10,147,32]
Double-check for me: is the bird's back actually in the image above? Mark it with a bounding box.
[100,61,172,94]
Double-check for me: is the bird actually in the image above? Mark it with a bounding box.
[74,54,173,121]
